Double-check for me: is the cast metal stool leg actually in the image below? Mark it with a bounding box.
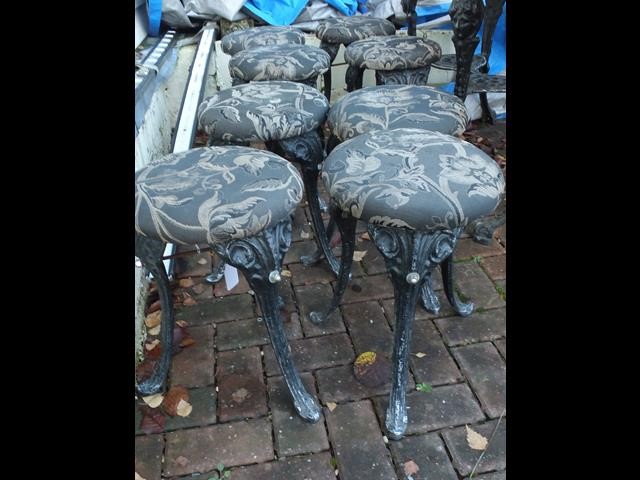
[319,41,340,102]
[345,65,364,92]
[213,220,321,423]
[375,67,432,86]
[204,258,226,285]
[267,131,341,276]
[420,273,441,314]
[135,234,175,396]
[309,206,357,324]
[368,225,461,439]
[450,0,484,100]
[441,255,474,316]
[402,0,418,37]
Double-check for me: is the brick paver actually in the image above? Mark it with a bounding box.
[454,238,505,260]
[452,342,506,418]
[494,338,506,359]
[268,373,329,457]
[230,452,336,480]
[464,471,506,480]
[215,315,302,351]
[373,383,485,435]
[170,325,215,387]
[175,293,255,325]
[216,347,267,422]
[165,386,216,431]
[339,273,395,304]
[480,254,506,280]
[325,400,397,480]
[341,300,394,356]
[135,434,163,480]
[164,419,274,476]
[441,418,506,477]
[294,283,346,337]
[410,319,463,386]
[452,261,505,310]
[174,248,212,277]
[389,432,458,480]
[435,308,506,346]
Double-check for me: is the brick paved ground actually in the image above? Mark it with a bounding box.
[135,123,507,480]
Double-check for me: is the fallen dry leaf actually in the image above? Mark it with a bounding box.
[135,472,147,480]
[352,250,367,262]
[148,325,161,336]
[281,269,292,278]
[179,337,196,348]
[197,258,208,265]
[326,402,337,412]
[139,405,165,434]
[145,339,160,351]
[162,386,189,416]
[360,232,371,241]
[142,393,164,409]
[466,425,488,450]
[145,311,161,328]
[403,460,420,476]
[176,398,192,417]
[147,299,161,314]
[176,320,188,328]
[175,456,189,467]
[179,278,194,288]
[413,352,427,358]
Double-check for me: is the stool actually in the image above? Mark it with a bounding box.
[229,44,331,88]
[344,36,441,91]
[197,81,339,275]
[135,145,321,423]
[315,16,396,102]
[221,26,305,56]
[311,128,504,438]
[432,54,486,73]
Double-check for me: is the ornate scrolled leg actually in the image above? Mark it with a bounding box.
[345,65,364,92]
[368,225,459,439]
[213,220,320,423]
[441,254,474,317]
[301,213,337,267]
[309,206,357,324]
[267,131,340,276]
[135,234,175,396]
[419,273,441,314]
[402,0,418,37]
[375,67,431,86]
[326,133,341,155]
[467,195,506,245]
[319,41,340,101]
[204,258,226,285]
[301,75,320,89]
[449,0,484,100]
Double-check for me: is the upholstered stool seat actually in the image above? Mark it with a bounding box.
[315,16,396,101]
[221,26,305,56]
[135,145,321,423]
[326,85,468,149]
[197,81,340,276]
[135,147,304,245]
[311,128,504,439]
[229,44,331,87]
[344,35,441,89]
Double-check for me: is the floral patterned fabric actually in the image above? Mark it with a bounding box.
[345,36,442,71]
[321,128,504,231]
[135,146,304,245]
[221,26,306,56]
[229,45,331,82]
[316,16,396,45]
[198,81,329,143]
[328,85,468,142]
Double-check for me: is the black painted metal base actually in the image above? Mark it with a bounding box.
[466,195,506,246]
[345,65,364,92]
[204,258,226,285]
[267,131,340,276]
[319,41,340,102]
[213,220,321,423]
[135,234,175,396]
[375,67,432,86]
[449,0,484,100]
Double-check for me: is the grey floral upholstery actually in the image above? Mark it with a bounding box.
[229,45,331,83]
[328,85,468,142]
[221,26,305,56]
[135,146,304,245]
[316,16,396,45]
[197,81,329,143]
[345,36,441,70]
[321,128,504,231]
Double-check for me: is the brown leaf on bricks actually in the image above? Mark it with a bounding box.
[145,311,161,328]
[176,399,193,417]
[403,460,420,475]
[466,425,488,450]
[179,278,195,288]
[352,250,367,262]
[161,386,189,416]
[139,405,165,434]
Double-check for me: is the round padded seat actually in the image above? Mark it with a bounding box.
[327,85,468,142]
[135,146,304,245]
[321,128,504,231]
[197,81,329,143]
[221,26,305,56]
[229,45,331,83]
[316,16,396,45]
[345,36,441,71]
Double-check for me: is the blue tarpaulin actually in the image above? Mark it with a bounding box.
[243,0,359,26]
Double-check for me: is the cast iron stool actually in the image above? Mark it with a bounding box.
[343,35,442,91]
[315,16,396,102]
[135,146,321,423]
[229,44,331,88]
[197,81,339,276]
[311,128,504,438]
[221,25,305,56]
